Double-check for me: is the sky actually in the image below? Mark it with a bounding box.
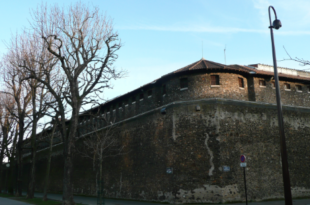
[1,0,310,102]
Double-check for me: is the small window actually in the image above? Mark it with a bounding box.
[118,102,122,109]
[272,82,276,88]
[211,75,220,85]
[148,90,152,97]
[124,100,128,107]
[296,85,302,92]
[284,83,291,90]
[132,96,136,104]
[112,105,116,111]
[139,93,144,101]
[259,80,266,87]
[180,78,188,89]
[238,78,244,88]
[162,84,166,95]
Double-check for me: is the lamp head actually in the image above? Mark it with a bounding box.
[273,19,282,29]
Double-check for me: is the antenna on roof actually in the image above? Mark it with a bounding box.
[224,44,227,65]
[202,40,203,59]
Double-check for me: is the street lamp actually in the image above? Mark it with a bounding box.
[268,6,292,205]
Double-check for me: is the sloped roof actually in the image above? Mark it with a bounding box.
[163,58,256,77]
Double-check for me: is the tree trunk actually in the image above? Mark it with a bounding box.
[62,109,79,205]
[0,132,7,193]
[98,157,104,205]
[16,118,24,197]
[27,86,37,199]
[43,125,56,201]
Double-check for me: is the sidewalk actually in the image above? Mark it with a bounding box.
[21,192,310,205]
[0,197,30,205]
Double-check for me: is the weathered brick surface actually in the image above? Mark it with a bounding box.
[20,99,310,203]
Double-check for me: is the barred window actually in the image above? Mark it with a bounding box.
[139,93,144,101]
[211,75,220,85]
[296,85,302,91]
[238,78,244,88]
[284,83,291,90]
[162,84,166,95]
[180,78,188,89]
[259,80,266,86]
[148,89,152,97]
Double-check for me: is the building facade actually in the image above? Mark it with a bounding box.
[20,59,310,203]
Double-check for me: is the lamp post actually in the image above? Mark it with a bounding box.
[268,6,292,205]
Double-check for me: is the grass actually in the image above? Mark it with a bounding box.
[0,193,85,205]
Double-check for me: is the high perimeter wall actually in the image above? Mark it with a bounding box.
[21,98,310,203]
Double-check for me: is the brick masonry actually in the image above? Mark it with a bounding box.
[19,98,310,203]
[14,64,310,203]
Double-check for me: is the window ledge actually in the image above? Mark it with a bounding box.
[132,102,136,104]
[211,85,220,87]
[285,89,291,91]
[180,87,188,91]
[125,104,128,107]
[140,99,144,101]
[148,95,152,98]
[296,90,302,93]
[163,94,166,97]
[259,86,266,88]
[239,87,245,90]
[272,87,276,89]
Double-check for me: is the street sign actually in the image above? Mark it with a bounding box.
[240,155,246,162]
[240,162,247,167]
[223,166,230,172]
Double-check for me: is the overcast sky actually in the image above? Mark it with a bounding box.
[1,0,310,102]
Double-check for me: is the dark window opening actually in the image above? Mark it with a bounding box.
[238,78,244,88]
[259,80,266,86]
[162,84,166,95]
[132,96,136,103]
[308,86,310,92]
[124,100,128,106]
[118,102,122,109]
[296,85,302,91]
[180,78,188,89]
[284,83,291,90]
[211,75,220,85]
[139,93,144,100]
[148,89,152,97]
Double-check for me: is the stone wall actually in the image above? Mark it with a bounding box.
[22,98,310,203]
[253,77,310,107]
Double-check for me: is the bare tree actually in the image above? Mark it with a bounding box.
[79,113,124,205]
[282,46,310,68]
[0,94,16,193]
[14,2,124,204]
[0,56,32,196]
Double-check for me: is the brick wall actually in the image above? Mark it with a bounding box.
[22,99,310,203]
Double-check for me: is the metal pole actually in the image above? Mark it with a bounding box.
[243,167,248,205]
[268,6,292,205]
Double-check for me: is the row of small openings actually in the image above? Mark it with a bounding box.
[259,80,310,92]
[109,89,154,111]
[180,76,245,88]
